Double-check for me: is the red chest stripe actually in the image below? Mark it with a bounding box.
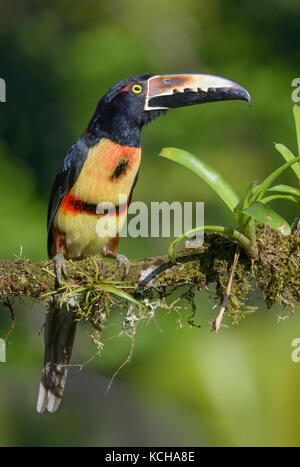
[60,192,128,217]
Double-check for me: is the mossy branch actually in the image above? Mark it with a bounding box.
[0,226,299,326]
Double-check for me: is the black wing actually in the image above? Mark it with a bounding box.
[128,168,140,206]
[47,136,89,257]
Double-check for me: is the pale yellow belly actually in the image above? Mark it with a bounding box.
[56,209,127,259]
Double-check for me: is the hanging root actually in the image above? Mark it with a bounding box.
[215,245,241,332]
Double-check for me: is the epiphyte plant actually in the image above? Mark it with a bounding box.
[161,105,300,262]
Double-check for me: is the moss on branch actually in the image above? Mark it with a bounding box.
[0,226,299,325]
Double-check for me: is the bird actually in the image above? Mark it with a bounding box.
[36,73,251,413]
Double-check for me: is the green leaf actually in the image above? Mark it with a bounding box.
[242,201,291,235]
[239,182,261,243]
[99,279,134,285]
[255,156,300,202]
[261,194,300,205]
[72,286,89,293]
[168,225,253,263]
[41,267,56,278]
[294,104,300,157]
[275,143,300,180]
[160,147,240,213]
[235,209,257,244]
[41,289,57,298]
[242,182,260,210]
[96,281,146,310]
[85,290,91,307]
[267,184,300,197]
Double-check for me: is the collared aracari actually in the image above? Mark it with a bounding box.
[37,73,251,413]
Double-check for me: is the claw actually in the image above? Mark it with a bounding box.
[53,253,67,287]
[116,254,130,279]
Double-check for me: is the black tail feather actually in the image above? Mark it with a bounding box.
[37,299,76,413]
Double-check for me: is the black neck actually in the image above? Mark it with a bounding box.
[87,107,141,148]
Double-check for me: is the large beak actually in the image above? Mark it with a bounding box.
[144,73,251,111]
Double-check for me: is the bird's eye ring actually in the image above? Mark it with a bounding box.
[132,84,142,94]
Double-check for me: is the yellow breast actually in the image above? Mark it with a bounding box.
[72,137,141,205]
[54,138,141,259]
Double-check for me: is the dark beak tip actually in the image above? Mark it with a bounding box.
[232,87,252,107]
[242,89,252,107]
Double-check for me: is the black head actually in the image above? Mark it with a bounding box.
[87,73,166,147]
[87,73,251,147]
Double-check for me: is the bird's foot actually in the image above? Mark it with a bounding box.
[116,253,130,279]
[102,243,130,280]
[53,253,67,287]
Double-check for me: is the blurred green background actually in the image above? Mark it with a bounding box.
[0,0,300,447]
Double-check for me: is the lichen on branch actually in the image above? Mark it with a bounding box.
[0,226,299,330]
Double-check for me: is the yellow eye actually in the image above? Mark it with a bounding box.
[132,84,142,94]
